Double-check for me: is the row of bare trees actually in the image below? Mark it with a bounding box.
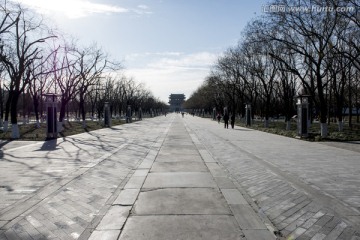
[184,0,359,137]
[0,1,166,138]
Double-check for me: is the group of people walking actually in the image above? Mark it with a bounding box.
[216,112,235,129]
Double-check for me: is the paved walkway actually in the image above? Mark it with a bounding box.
[183,116,360,240]
[0,114,359,239]
[0,118,170,240]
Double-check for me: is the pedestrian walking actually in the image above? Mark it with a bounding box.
[217,113,221,123]
[223,112,229,129]
[230,113,235,129]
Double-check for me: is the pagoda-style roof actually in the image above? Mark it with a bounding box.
[168,93,186,104]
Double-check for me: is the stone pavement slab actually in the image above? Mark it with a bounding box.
[96,206,130,230]
[119,215,244,240]
[222,189,248,204]
[150,161,208,172]
[155,147,199,155]
[142,172,218,188]
[155,153,203,162]
[133,188,232,215]
[113,189,140,206]
[88,230,120,240]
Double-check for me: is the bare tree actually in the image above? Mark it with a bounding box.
[262,0,351,137]
[50,41,81,130]
[0,65,5,127]
[27,47,56,128]
[274,51,299,130]
[74,44,109,128]
[215,45,250,115]
[0,4,56,138]
[0,0,20,35]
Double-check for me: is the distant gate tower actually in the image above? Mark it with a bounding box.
[169,94,186,112]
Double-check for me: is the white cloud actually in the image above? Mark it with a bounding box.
[148,52,217,70]
[137,5,149,10]
[124,51,183,62]
[12,0,128,18]
[132,4,153,15]
[125,52,218,102]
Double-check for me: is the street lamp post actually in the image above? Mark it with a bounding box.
[43,93,59,139]
[245,103,252,126]
[126,104,132,123]
[104,102,111,127]
[0,78,3,128]
[296,95,310,138]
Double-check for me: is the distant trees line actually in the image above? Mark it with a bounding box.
[184,0,359,137]
[0,1,167,138]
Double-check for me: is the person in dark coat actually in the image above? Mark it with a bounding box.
[230,113,235,129]
[223,112,229,129]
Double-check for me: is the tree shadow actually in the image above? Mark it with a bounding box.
[37,138,59,151]
[110,127,123,131]
[0,140,11,159]
[0,140,11,149]
[233,128,254,131]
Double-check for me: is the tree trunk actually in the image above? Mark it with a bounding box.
[348,71,353,128]
[33,95,40,128]
[58,100,67,132]
[91,102,95,120]
[336,101,344,132]
[0,90,3,128]
[4,92,12,132]
[11,124,20,139]
[264,96,271,128]
[286,121,291,131]
[79,95,86,128]
[59,99,67,123]
[316,70,328,138]
[338,121,344,132]
[10,92,20,139]
[264,118,270,128]
[320,123,328,138]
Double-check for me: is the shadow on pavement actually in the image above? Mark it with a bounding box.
[110,127,123,131]
[0,141,10,158]
[0,140,10,149]
[38,138,59,151]
[233,128,254,131]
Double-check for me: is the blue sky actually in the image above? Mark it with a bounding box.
[14,0,267,102]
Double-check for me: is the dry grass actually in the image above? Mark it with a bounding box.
[0,119,125,141]
[236,119,360,142]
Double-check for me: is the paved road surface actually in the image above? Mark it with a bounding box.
[0,114,359,239]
